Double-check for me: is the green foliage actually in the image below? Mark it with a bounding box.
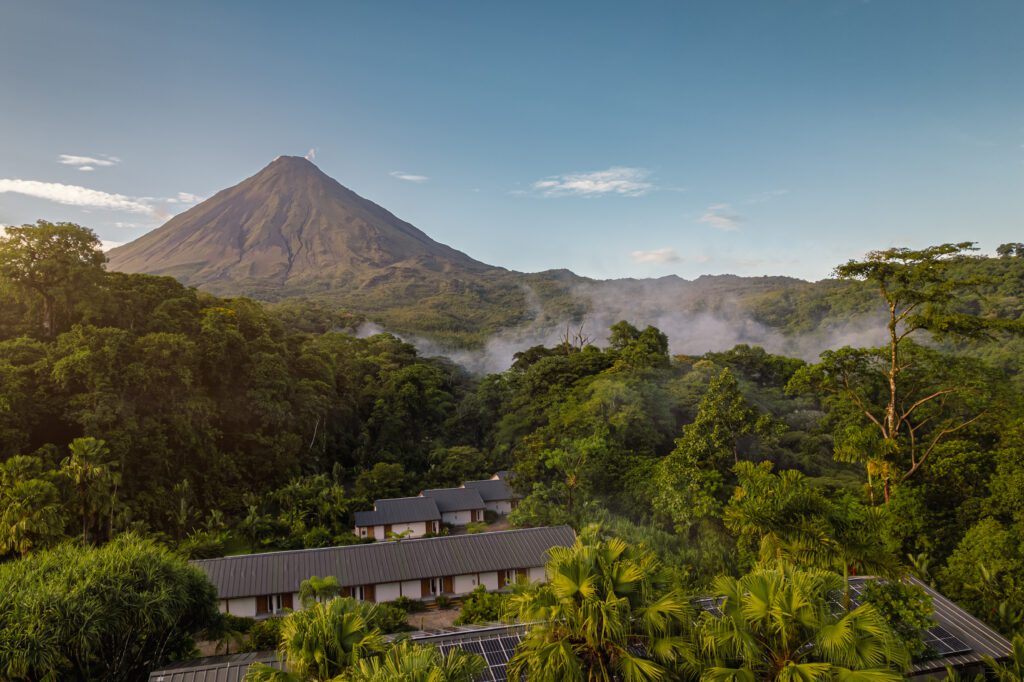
[388,595,426,614]
[507,527,692,682]
[299,575,342,609]
[693,562,909,680]
[0,533,219,681]
[861,580,936,658]
[242,616,285,652]
[454,585,507,625]
[369,603,412,634]
[344,640,486,682]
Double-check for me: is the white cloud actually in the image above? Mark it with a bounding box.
[58,154,120,170]
[699,203,742,231]
[533,167,653,197]
[171,192,202,204]
[100,240,125,251]
[631,247,681,264]
[390,171,429,183]
[305,148,317,161]
[0,178,155,215]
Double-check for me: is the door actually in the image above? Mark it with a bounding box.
[422,579,431,597]
[367,526,375,540]
[497,572,506,589]
[364,584,375,603]
[442,576,454,594]
[256,595,270,615]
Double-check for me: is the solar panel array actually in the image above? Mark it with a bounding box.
[922,626,973,658]
[826,582,972,660]
[436,631,525,682]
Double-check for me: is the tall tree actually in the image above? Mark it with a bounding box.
[60,437,120,543]
[791,243,1017,502]
[0,221,106,337]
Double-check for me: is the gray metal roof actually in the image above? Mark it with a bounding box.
[463,479,519,502]
[192,526,574,599]
[149,651,284,682]
[354,496,441,527]
[901,576,1012,676]
[420,487,487,513]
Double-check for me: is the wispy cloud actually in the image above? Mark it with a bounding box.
[58,154,120,170]
[533,167,653,197]
[0,178,203,217]
[390,171,429,183]
[0,179,155,214]
[631,247,681,264]
[100,240,125,251]
[305,148,317,161]
[699,203,742,231]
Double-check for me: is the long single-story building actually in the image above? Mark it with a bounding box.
[420,487,487,525]
[462,478,520,515]
[192,525,574,618]
[354,496,442,540]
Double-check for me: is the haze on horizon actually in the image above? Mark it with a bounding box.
[1,0,1021,282]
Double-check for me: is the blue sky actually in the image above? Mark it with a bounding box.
[1,1,1021,281]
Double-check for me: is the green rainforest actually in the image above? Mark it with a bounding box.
[2,221,1024,681]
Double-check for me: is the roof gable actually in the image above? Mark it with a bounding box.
[420,487,486,512]
[354,497,441,527]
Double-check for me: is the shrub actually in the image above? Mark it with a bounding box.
[301,525,333,548]
[178,529,228,559]
[455,585,507,625]
[242,616,285,651]
[435,595,452,609]
[861,579,936,658]
[390,595,426,613]
[465,521,488,534]
[0,534,219,681]
[371,603,412,633]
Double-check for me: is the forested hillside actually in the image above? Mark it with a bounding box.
[2,222,1024,679]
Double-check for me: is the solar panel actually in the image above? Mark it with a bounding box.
[921,626,972,658]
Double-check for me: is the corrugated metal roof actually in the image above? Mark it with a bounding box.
[192,526,574,599]
[420,487,487,513]
[148,651,284,682]
[354,497,441,527]
[901,576,1013,676]
[463,479,519,502]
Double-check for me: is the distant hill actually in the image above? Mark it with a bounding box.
[105,156,1024,356]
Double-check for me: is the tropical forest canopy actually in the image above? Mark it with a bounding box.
[2,221,1024,679]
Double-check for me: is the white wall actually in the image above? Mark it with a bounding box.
[484,500,513,515]
[528,566,545,582]
[400,580,423,598]
[223,597,257,618]
[355,521,434,541]
[479,571,499,591]
[442,510,479,526]
[453,573,481,595]
[376,582,402,602]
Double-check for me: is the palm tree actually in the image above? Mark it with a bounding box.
[246,597,386,682]
[299,575,342,609]
[506,526,693,682]
[345,641,486,682]
[60,437,119,544]
[693,562,909,681]
[0,478,67,557]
